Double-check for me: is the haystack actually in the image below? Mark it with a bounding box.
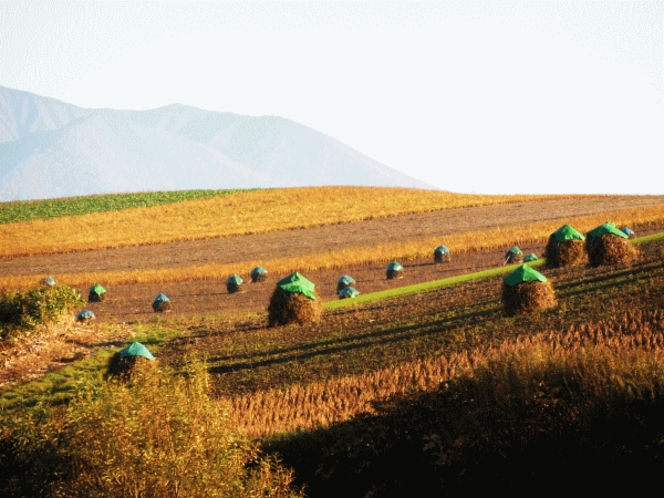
[250,266,268,283]
[339,287,360,300]
[502,265,557,316]
[545,224,586,268]
[337,274,356,294]
[386,261,403,280]
[227,274,244,294]
[40,276,56,287]
[504,246,523,265]
[586,222,638,267]
[267,272,322,326]
[523,253,539,262]
[152,293,171,312]
[434,245,451,263]
[106,342,155,379]
[88,283,107,303]
[76,309,95,322]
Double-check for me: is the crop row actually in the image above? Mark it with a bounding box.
[0,187,582,258]
[2,204,662,291]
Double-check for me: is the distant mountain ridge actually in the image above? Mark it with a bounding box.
[0,86,433,201]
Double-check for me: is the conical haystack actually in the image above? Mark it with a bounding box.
[545,224,586,267]
[152,293,171,312]
[337,274,356,294]
[227,274,244,294]
[88,283,107,303]
[386,261,403,280]
[250,266,268,283]
[504,246,523,265]
[267,272,322,326]
[434,245,450,263]
[106,342,156,379]
[585,222,638,267]
[502,265,557,316]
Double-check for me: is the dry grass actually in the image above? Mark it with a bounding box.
[0,188,582,259]
[227,309,664,438]
[2,204,663,291]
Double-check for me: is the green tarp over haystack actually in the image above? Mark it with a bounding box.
[119,342,155,361]
[41,276,56,286]
[153,293,170,303]
[434,245,450,255]
[387,261,403,272]
[227,274,244,285]
[339,287,360,299]
[277,272,317,300]
[588,222,628,239]
[552,224,585,242]
[251,266,268,276]
[504,264,548,287]
[523,253,539,262]
[507,246,523,255]
[90,283,106,294]
[337,275,356,286]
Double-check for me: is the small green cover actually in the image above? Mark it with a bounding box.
[76,309,95,320]
[227,274,244,285]
[251,266,268,276]
[587,222,628,239]
[387,261,403,272]
[277,272,317,300]
[90,283,106,294]
[41,276,56,286]
[339,287,360,299]
[119,342,155,361]
[503,264,548,287]
[153,293,170,303]
[507,246,523,255]
[523,253,539,262]
[552,224,585,242]
[434,245,450,255]
[337,275,356,286]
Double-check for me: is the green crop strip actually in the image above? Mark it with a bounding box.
[0,189,254,225]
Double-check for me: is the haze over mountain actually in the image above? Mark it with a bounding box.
[0,86,432,201]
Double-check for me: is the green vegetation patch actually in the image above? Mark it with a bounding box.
[0,189,252,225]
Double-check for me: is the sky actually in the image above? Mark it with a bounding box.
[1,1,663,194]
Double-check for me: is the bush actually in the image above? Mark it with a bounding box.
[0,361,303,497]
[0,285,83,341]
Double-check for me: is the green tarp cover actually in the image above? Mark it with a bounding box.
[621,227,635,236]
[277,272,317,300]
[90,283,106,294]
[523,253,539,262]
[153,293,170,303]
[507,246,523,255]
[337,275,356,286]
[552,224,585,242]
[227,274,244,285]
[77,309,95,320]
[339,287,360,299]
[504,265,548,286]
[119,342,155,360]
[41,276,56,286]
[251,266,268,276]
[434,245,450,254]
[587,222,628,239]
[387,261,403,271]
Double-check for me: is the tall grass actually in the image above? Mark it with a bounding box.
[0,187,575,258]
[0,360,303,497]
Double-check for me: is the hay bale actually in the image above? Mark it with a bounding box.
[502,280,557,317]
[586,233,638,267]
[152,300,171,312]
[337,275,356,294]
[40,276,56,287]
[545,235,586,267]
[227,282,241,294]
[105,353,154,379]
[386,261,403,280]
[250,266,268,283]
[434,245,451,263]
[88,291,105,303]
[267,287,322,327]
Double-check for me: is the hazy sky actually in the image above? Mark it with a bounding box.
[1,1,662,194]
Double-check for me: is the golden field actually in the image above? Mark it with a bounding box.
[0,187,578,258]
[1,203,663,290]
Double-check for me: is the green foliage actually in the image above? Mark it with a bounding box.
[0,361,303,497]
[0,285,83,341]
[0,189,252,225]
[268,346,664,496]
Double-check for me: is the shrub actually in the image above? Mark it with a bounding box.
[0,361,303,497]
[0,285,83,341]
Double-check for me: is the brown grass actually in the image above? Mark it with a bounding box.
[267,287,323,327]
[227,309,664,438]
[502,280,557,316]
[544,236,586,267]
[0,187,572,259]
[586,234,640,267]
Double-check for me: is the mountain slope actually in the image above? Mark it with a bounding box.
[0,86,433,201]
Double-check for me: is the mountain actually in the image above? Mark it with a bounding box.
[0,86,433,201]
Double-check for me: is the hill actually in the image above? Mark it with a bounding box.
[0,86,432,201]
